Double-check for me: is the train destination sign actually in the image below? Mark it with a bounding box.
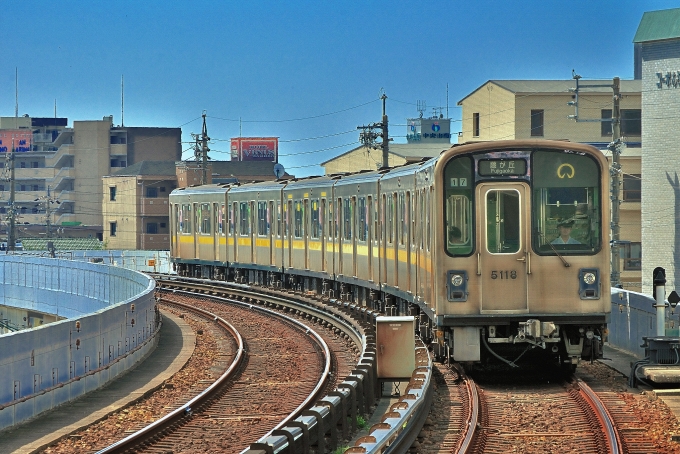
[478,159,526,176]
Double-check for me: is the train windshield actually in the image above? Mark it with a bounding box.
[532,150,601,254]
[443,156,474,256]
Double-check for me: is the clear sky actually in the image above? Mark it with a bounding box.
[1,1,677,177]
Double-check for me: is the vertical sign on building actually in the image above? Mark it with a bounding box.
[230,137,279,162]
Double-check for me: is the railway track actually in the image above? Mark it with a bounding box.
[95,287,332,453]
[417,366,629,454]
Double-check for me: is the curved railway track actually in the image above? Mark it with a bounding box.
[96,288,333,453]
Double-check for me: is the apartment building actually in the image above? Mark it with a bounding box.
[457,79,642,288]
[0,116,181,240]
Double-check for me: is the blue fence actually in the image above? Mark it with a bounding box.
[0,256,159,431]
[608,288,680,357]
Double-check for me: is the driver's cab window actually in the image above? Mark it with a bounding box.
[443,156,473,256]
[532,150,601,254]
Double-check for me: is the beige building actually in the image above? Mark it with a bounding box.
[103,160,292,250]
[103,161,176,250]
[458,80,642,288]
[0,116,181,241]
[321,142,451,175]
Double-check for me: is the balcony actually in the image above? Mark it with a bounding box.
[140,198,170,217]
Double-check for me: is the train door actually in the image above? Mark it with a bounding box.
[381,194,387,284]
[287,200,293,268]
[269,200,274,266]
[193,202,200,259]
[392,193,399,288]
[367,196,373,281]
[231,202,237,263]
[213,202,220,261]
[477,183,529,313]
[406,191,414,293]
[304,199,310,270]
[338,197,344,276]
[321,199,327,272]
[250,201,256,264]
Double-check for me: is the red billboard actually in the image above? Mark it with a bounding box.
[0,130,32,152]
[230,137,278,162]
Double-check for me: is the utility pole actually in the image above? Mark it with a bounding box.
[611,77,622,288]
[192,112,210,185]
[35,185,59,238]
[380,94,389,168]
[358,93,392,169]
[568,72,623,287]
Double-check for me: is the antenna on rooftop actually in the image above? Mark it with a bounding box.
[417,100,426,119]
[121,75,125,127]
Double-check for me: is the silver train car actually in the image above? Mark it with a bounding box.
[170,139,610,369]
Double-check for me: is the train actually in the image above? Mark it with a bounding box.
[169,139,610,370]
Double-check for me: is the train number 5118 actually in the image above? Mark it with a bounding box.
[491,270,517,279]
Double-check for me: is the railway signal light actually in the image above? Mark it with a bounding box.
[653,267,666,302]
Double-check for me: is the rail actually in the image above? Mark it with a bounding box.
[95,299,246,454]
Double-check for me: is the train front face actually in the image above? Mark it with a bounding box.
[434,141,610,368]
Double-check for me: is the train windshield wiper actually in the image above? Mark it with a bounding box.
[548,241,571,267]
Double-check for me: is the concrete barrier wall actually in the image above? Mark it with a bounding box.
[0,256,159,431]
[609,288,680,357]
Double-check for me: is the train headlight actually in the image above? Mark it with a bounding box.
[446,270,468,302]
[578,268,600,300]
[583,272,596,285]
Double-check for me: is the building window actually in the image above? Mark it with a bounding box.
[160,187,166,193]
[31,162,38,168]
[32,185,38,191]
[622,242,641,270]
[473,112,480,137]
[109,186,116,201]
[110,222,117,236]
[146,223,158,234]
[146,187,158,198]
[601,109,641,137]
[530,109,544,136]
[623,174,641,202]
[160,222,166,228]
[20,162,26,168]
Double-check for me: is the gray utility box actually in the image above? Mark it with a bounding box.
[376,316,416,379]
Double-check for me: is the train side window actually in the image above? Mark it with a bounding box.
[180,204,191,234]
[229,203,235,235]
[532,150,601,254]
[276,201,281,237]
[343,198,352,241]
[398,192,406,246]
[328,199,334,241]
[294,200,303,238]
[357,197,366,242]
[220,204,225,235]
[486,190,520,253]
[443,156,473,256]
[257,201,268,236]
[240,202,250,236]
[311,199,320,239]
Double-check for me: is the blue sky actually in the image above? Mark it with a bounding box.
[1,1,677,177]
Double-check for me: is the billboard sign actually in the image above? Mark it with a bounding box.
[230,137,278,162]
[0,130,32,152]
[406,118,451,144]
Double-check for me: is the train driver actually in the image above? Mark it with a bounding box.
[551,219,580,245]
